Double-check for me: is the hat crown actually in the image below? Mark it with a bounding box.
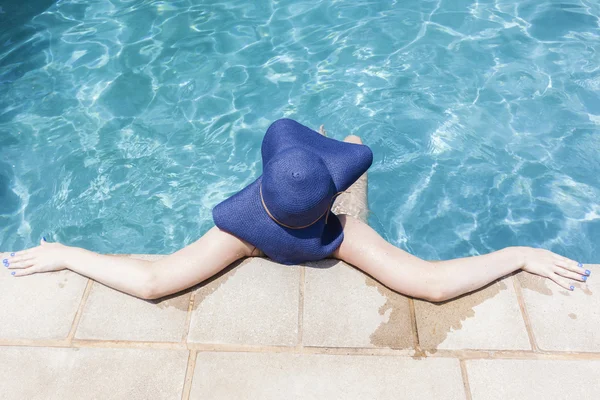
[261,147,336,227]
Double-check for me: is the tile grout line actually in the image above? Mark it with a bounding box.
[181,290,197,343]
[408,299,423,356]
[459,359,473,400]
[2,338,600,360]
[417,348,600,360]
[297,265,305,350]
[511,275,539,352]
[66,278,94,344]
[181,349,197,400]
[70,339,186,349]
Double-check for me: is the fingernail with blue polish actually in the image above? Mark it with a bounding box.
[570,286,575,291]
[586,270,591,276]
[583,276,587,282]
[10,253,14,257]
[11,272,15,276]
[2,259,7,263]
[578,262,583,268]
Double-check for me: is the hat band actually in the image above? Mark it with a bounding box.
[259,183,347,229]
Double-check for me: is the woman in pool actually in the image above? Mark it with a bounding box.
[1,119,591,301]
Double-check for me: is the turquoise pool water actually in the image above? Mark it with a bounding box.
[1,0,599,261]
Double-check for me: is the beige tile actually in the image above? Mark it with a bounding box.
[303,260,413,349]
[190,352,465,400]
[0,346,188,400]
[466,359,600,400]
[415,276,530,350]
[75,280,190,342]
[0,269,87,339]
[188,257,300,346]
[517,264,600,352]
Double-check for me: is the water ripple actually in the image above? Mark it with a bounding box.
[0,0,598,261]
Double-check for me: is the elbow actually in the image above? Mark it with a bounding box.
[139,288,160,301]
[422,287,448,303]
[418,264,450,303]
[138,270,162,300]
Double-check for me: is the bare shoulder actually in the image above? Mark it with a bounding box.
[208,226,262,258]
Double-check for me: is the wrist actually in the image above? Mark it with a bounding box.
[509,246,527,269]
[63,245,84,270]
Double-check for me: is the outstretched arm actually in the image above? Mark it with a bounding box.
[332,215,590,302]
[1,226,256,300]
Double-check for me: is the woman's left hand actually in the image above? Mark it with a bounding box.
[1,239,71,277]
[518,246,590,291]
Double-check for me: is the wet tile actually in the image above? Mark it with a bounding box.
[415,276,530,350]
[0,346,188,400]
[303,260,413,349]
[75,277,190,342]
[0,269,87,340]
[517,264,600,352]
[190,352,465,400]
[188,257,300,346]
[466,359,600,400]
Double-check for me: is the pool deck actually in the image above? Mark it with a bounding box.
[1,166,599,399]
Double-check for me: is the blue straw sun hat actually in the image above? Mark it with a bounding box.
[212,118,373,265]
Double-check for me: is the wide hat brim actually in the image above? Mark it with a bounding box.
[212,119,373,265]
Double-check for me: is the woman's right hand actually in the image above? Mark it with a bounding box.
[516,246,591,291]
